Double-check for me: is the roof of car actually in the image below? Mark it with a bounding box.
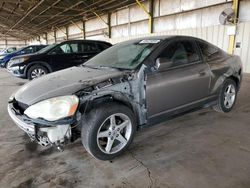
[60,39,111,44]
[111,36,200,46]
[129,35,202,42]
[26,44,47,47]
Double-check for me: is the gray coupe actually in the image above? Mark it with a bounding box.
[8,36,242,160]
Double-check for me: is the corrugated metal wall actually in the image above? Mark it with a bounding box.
[235,22,250,73]
[110,25,230,52]
[26,0,250,73]
[0,37,26,50]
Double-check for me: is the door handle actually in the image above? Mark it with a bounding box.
[81,55,88,58]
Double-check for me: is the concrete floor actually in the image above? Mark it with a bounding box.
[0,68,250,188]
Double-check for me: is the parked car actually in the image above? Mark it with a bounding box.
[8,36,242,160]
[0,47,17,65]
[0,45,47,68]
[0,47,17,55]
[7,40,112,80]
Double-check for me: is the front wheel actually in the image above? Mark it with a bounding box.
[27,65,48,80]
[213,78,237,113]
[3,60,9,68]
[81,103,136,160]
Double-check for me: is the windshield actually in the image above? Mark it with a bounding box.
[36,44,56,54]
[85,39,160,70]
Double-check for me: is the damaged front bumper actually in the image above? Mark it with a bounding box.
[8,104,35,137]
[8,103,72,148]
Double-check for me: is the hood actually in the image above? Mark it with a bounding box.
[15,66,125,106]
[0,54,7,59]
[4,53,15,60]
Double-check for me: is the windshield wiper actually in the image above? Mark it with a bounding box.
[99,66,128,71]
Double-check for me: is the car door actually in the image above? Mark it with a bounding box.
[48,42,81,71]
[146,39,211,118]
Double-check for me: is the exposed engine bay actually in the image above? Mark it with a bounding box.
[8,65,147,150]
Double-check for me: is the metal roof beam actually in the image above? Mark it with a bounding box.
[33,0,114,31]
[1,0,46,38]
[24,0,62,26]
[34,1,85,28]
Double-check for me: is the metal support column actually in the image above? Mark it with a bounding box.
[54,30,57,43]
[228,0,240,54]
[149,0,154,33]
[55,26,67,40]
[83,21,86,39]
[45,33,48,45]
[136,0,154,33]
[37,35,41,43]
[92,11,111,38]
[70,21,85,39]
[65,26,69,40]
[107,13,111,38]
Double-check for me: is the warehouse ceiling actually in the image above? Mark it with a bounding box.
[0,0,138,40]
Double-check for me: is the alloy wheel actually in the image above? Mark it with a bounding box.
[31,68,46,79]
[97,113,132,154]
[224,84,236,109]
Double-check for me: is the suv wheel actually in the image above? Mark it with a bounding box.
[81,103,136,160]
[3,61,9,68]
[213,78,237,113]
[27,65,48,80]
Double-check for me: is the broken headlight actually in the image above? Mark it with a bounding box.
[24,95,79,121]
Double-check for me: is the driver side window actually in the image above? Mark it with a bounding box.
[159,40,200,68]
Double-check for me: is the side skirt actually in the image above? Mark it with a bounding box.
[139,96,217,129]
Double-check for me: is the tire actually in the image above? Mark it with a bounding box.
[81,102,136,160]
[3,61,9,68]
[27,65,48,80]
[213,78,237,113]
[5,61,10,68]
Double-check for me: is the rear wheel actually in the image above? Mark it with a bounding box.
[213,78,237,113]
[81,103,136,160]
[27,65,48,80]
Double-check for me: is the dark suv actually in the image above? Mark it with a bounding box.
[7,40,112,80]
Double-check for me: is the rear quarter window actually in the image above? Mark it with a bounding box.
[79,42,101,53]
[197,41,226,62]
[98,43,112,51]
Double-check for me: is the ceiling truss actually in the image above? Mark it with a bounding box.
[0,0,140,40]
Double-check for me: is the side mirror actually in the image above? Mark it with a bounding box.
[154,58,173,71]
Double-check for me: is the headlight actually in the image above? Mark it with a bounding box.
[10,57,29,65]
[0,55,5,60]
[24,95,79,121]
